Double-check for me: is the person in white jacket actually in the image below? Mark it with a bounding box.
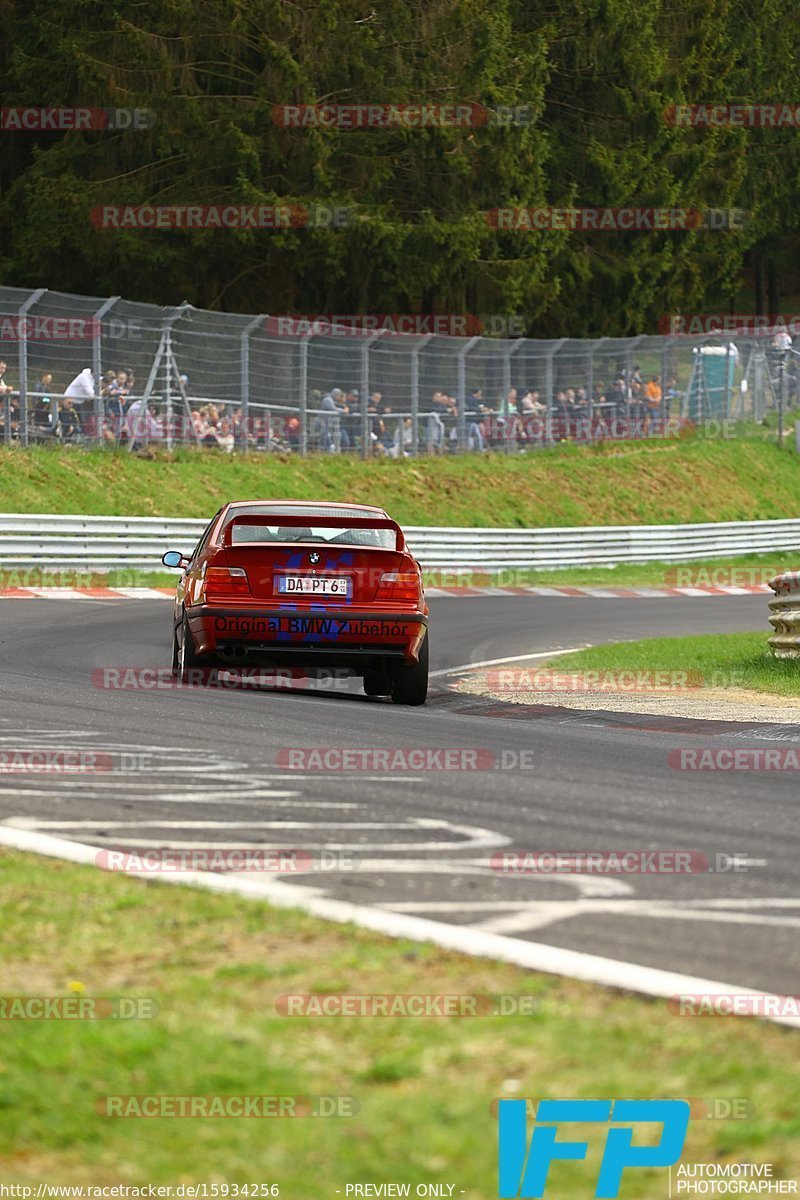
[64,367,96,403]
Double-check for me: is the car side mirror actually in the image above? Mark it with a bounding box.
[162,550,189,569]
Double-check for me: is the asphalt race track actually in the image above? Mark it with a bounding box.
[1,593,798,998]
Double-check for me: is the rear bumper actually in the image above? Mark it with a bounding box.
[185,604,428,666]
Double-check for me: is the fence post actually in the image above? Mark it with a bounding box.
[457,336,480,451]
[17,288,45,447]
[545,338,565,445]
[505,340,524,453]
[164,302,191,449]
[585,341,594,437]
[411,334,433,457]
[661,338,669,429]
[93,296,119,446]
[242,315,263,454]
[299,336,310,455]
[361,334,381,459]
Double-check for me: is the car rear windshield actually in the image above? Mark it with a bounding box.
[223,505,396,549]
[229,523,396,549]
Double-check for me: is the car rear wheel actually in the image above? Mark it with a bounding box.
[363,671,392,697]
[178,614,205,683]
[391,631,429,706]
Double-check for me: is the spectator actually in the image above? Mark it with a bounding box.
[0,360,18,439]
[320,387,349,451]
[107,370,128,398]
[194,404,222,447]
[528,389,546,417]
[605,376,626,421]
[32,395,56,439]
[126,396,163,449]
[100,369,117,397]
[644,375,663,433]
[627,376,644,432]
[368,393,389,454]
[215,413,235,454]
[232,405,253,450]
[0,393,20,440]
[425,390,447,454]
[389,417,413,458]
[465,387,487,451]
[524,388,547,444]
[34,370,54,399]
[284,415,301,450]
[645,375,662,404]
[104,383,128,444]
[64,367,96,404]
[31,373,57,440]
[343,388,361,448]
[592,382,610,433]
[663,376,679,426]
[59,397,81,443]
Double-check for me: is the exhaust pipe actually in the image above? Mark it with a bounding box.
[233,645,247,659]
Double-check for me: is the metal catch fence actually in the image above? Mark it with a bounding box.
[0,286,797,455]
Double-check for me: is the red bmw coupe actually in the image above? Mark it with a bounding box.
[162,500,429,704]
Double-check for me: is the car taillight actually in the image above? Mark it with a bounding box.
[204,566,251,600]
[375,572,421,603]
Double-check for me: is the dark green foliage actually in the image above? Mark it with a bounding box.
[0,0,796,332]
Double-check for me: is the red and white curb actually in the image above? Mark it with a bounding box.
[425,584,770,597]
[0,586,174,600]
[0,584,772,601]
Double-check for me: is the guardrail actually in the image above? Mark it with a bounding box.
[767,573,800,657]
[1,513,800,571]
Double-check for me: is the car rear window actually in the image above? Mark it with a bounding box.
[229,523,395,549]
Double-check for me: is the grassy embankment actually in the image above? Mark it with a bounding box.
[0,432,798,588]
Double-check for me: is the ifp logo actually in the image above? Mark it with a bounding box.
[498,1099,690,1197]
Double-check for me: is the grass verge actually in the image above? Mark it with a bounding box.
[0,430,798,527]
[561,632,800,697]
[0,848,798,1194]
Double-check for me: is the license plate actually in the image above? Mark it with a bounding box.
[276,575,351,597]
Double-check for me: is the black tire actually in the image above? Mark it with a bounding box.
[363,671,392,697]
[177,613,205,683]
[170,623,180,677]
[391,630,429,706]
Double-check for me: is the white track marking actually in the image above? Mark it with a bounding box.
[381,900,585,913]
[473,905,583,935]
[2,824,796,1029]
[471,898,800,936]
[0,789,301,801]
[69,840,495,852]
[4,815,509,853]
[253,855,633,898]
[430,645,590,678]
[7,818,430,830]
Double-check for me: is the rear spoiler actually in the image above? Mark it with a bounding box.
[221,512,405,551]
